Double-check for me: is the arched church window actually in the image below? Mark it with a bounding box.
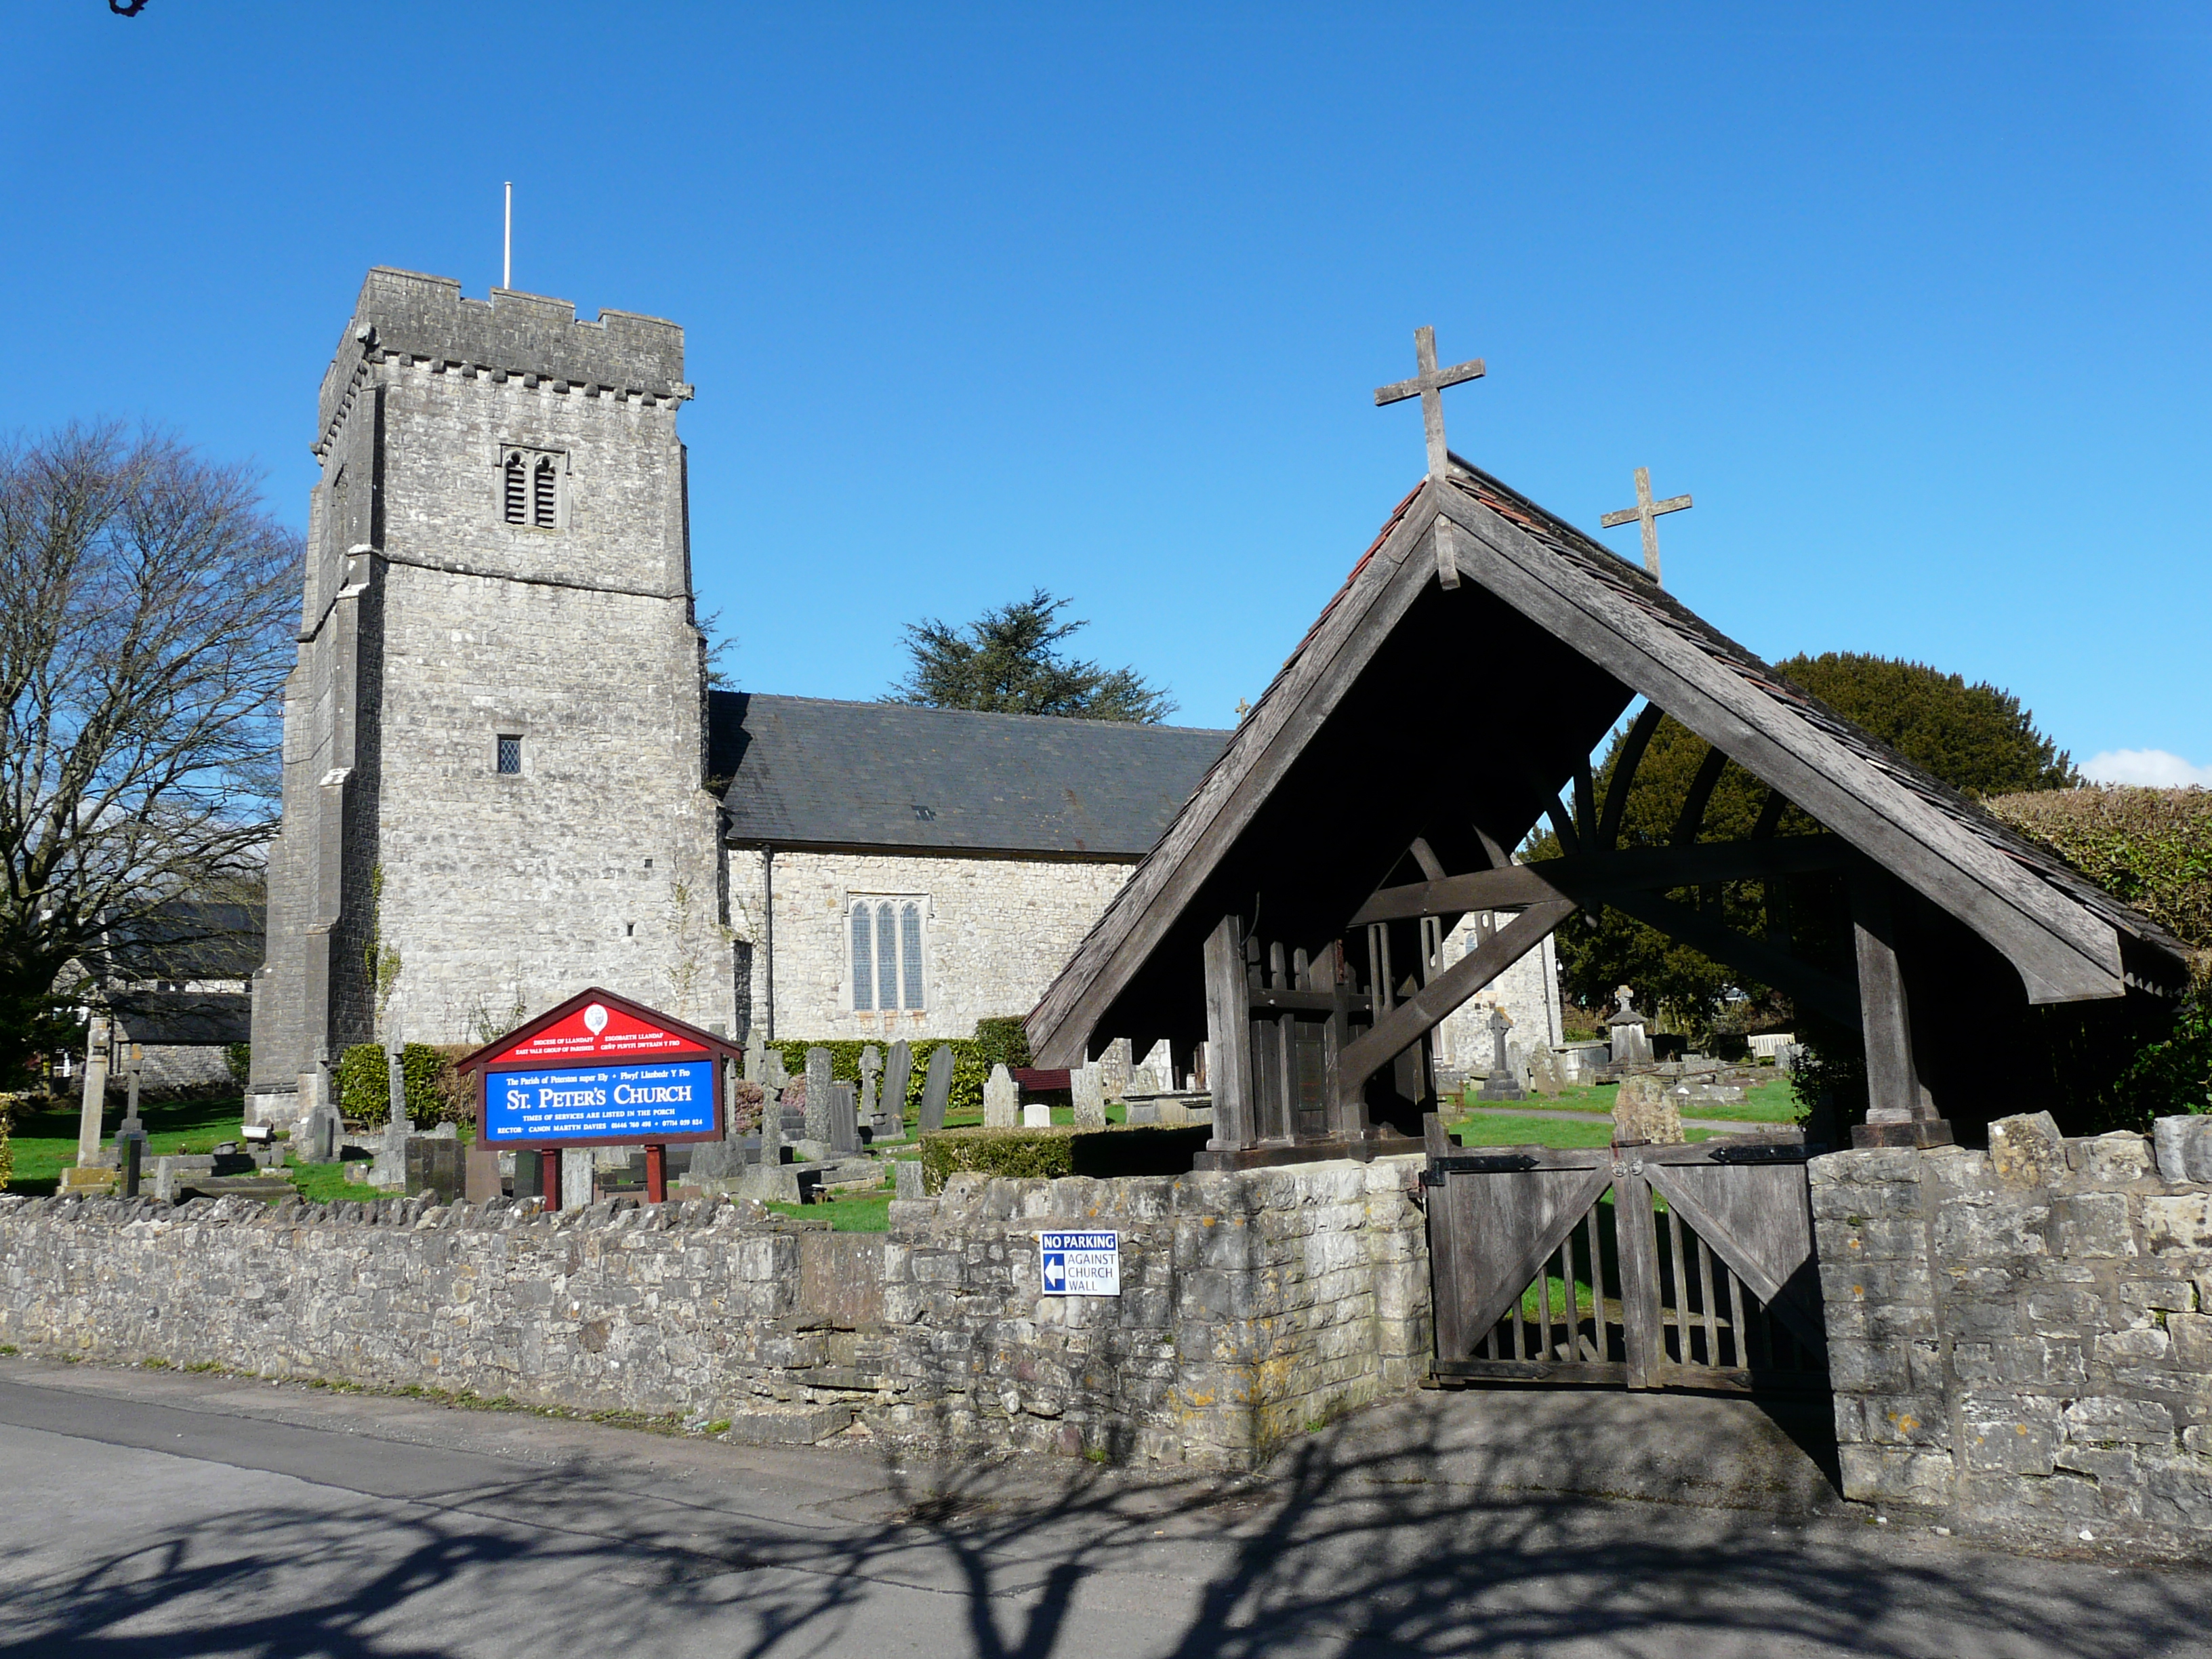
[876,904,899,1011]
[533,457,558,528]
[900,903,924,1010]
[503,453,527,523]
[851,903,874,1012]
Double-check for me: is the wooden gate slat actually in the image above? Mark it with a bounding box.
[1640,1158,1826,1355]
[1435,1161,1614,1353]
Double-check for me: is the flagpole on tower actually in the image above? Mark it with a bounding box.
[503,182,512,290]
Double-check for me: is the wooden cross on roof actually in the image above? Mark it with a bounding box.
[1374,326,1485,483]
[1600,467,1692,586]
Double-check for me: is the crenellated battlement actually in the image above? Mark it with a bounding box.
[315,267,689,455]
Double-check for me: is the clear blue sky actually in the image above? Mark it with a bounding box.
[7,3,2209,781]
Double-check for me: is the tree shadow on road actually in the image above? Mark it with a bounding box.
[2,1406,2204,1659]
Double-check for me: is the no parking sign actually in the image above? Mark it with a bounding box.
[1039,1231,1120,1297]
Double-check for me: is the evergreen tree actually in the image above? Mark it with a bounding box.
[886,590,1176,723]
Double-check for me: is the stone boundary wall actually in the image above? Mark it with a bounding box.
[1815,1115,2212,1552]
[0,1157,1429,1471]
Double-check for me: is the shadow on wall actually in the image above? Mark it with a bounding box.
[5,1397,2208,1656]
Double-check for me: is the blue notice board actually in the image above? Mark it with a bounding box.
[485,1059,716,1145]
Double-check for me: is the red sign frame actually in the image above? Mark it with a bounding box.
[455,987,745,1151]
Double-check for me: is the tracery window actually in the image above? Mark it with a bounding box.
[849,897,926,1011]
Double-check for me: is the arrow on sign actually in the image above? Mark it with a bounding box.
[1042,1252,1066,1292]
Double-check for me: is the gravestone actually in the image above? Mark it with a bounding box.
[1099,1038,1133,1100]
[1124,1102,1160,1124]
[1126,1065,1161,1097]
[405,1137,464,1204]
[742,1042,760,1084]
[1608,985,1654,1067]
[1023,1101,1052,1128]
[885,1040,913,1127]
[804,1047,834,1141]
[1070,1062,1107,1128]
[894,1159,924,1200]
[919,1044,954,1132]
[303,1089,342,1164]
[827,1082,861,1155]
[1477,1008,1526,1102]
[763,1047,788,1090]
[762,1084,787,1165]
[983,1063,1019,1128]
[1528,1048,1565,1097]
[859,1045,882,1125]
[1612,1073,1685,1144]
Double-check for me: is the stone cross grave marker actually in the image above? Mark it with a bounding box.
[76,1016,110,1166]
[1477,1007,1526,1101]
[882,1039,913,1139]
[762,1080,787,1165]
[983,1063,1019,1128]
[1608,985,1653,1067]
[919,1044,954,1132]
[1599,466,1692,586]
[804,1047,834,1141]
[1071,1062,1107,1128]
[859,1045,882,1124]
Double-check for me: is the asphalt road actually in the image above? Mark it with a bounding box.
[0,1357,2205,1658]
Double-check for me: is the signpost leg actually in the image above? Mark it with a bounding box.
[645,1143,666,1204]
[540,1149,562,1212]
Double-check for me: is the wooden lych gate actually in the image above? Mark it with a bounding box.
[1025,344,2188,1179]
[1423,1132,1827,1391]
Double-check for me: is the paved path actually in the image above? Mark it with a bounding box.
[0,1355,2202,1658]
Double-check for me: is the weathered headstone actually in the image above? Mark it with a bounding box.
[405,1136,464,1204]
[827,1081,861,1155]
[1612,1073,1684,1144]
[1528,1048,1565,1097]
[804,1047,834,1141]
[859,1045,882,1125]
[1070,1062,1107,1128]
[304,1088,342,1164]
[1023,1101,1052,1128]
[1125,1065,1161,1097]
[1477,1008,1526,1102]
[763,1046,788,1090]
[1099,1038,1133,1101]
[1608,986,1654,1067]
[885,1040,913,1128]
[76,1017,111,1167]
[983,1063,1019,1128]
[919,1044,954,1132]
[762,1084,787,1165]
[742,1042,760,1084]
[893,1158,925,1201]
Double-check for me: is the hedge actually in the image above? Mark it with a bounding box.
[918,1124,1212,1192]
[762,1038,991,1118]
[1984,785,2212,957]
[335,1042,473,1127]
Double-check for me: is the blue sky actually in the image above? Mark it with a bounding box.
[7,3,2210,781]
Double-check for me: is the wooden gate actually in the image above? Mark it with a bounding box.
[1423,1135,1827,1392]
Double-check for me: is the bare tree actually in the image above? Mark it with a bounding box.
[0,424,300,1077]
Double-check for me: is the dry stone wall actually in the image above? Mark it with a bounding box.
[1815,1115,2212,1552]
[0,1156,1430,1471]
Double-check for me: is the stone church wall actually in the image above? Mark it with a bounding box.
[729,847,1133,1042]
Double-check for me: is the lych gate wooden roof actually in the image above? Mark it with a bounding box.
[1027,457,2188,1071]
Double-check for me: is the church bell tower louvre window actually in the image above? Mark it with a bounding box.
[500,447,565,529]
[848,897,927,1012]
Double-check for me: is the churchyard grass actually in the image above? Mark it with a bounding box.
[1,1092,246,1196]
[1456,1074,1803,1126]
[1446,1112,1725,1149]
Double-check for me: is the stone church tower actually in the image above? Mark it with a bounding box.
[249,268,734,1126]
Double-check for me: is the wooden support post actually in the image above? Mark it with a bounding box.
[1325,940,1368,1143]
[1204,914,1256,1150]
[540,1148,562,1212]
[1850,872,1952,1149]
[644,1143,667,1204]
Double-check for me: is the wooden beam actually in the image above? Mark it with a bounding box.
[1851,871,1921,1120]
[1409,837,1448,882]
[1204,914,1256,1149]
[1601,887,1859,1025]
[1336,899,1577,1104]
[1597,702,1667,852]
[1351,834,1851,926]
[1672,741,1731,845]
[1574,761,1597,848]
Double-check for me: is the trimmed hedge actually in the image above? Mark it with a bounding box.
[918,1124,1212,1192]
[764,1038,990,1118]
[335,1042,472,1127]
[1984,785,2212,956]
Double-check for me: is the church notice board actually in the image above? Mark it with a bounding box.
[455,987,740,1151]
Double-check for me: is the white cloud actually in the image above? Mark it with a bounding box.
[2081,748,2212,788]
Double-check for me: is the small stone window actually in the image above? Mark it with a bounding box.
[496,735,523,775]
[501,448,565,529]
[849,897,926,1012]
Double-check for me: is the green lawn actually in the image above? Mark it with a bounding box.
[1458,1073,1803,1126]
[1446,1112,1732,1149]
[5,1092,248,1197]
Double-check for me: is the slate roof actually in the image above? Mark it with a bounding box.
[94,902,264,985]
[711,692,1231,859]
